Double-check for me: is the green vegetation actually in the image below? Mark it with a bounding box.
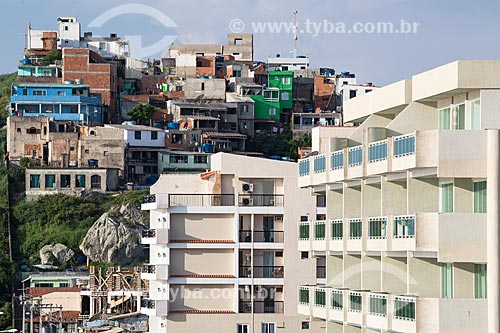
[39,49,62,66]
[0,72,17,127]
[128,103,155,126]
[246,132,312,161]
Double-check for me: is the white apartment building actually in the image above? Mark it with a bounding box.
[296,60,500,332]
[140,153,324,333]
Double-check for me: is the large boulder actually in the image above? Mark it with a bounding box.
[79,203,147,266]
[40,243,75,265]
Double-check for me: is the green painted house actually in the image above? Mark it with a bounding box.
[251,71,293,123]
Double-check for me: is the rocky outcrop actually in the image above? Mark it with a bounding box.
[79,203,147,266]
[40,243,75,265]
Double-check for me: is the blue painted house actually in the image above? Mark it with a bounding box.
[10,82,103,123]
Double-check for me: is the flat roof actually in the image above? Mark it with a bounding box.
[106,124,164,132]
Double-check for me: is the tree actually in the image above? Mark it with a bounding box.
[128,104,155,126]
[246,132,311,161]
[39,49,62,66]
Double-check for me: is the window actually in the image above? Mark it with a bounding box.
[282,77,291,85]
[69,105,78,113]
[368,217,386,239]
[64,26,68,31]
[369,141,388,162]
[241,105,249,113]
[301,321,310,329]
[349,292,362,312]
[470,100,481,130]
[169,155,188,164]
[394,297,415,320]
[99,42,106,50]
[439,107,451,129]
[441,263,453,298]
[151,131,158,140]
[60,174,71,188]
[261,323,275,333]
[281,92,289,100]
[35,283,54,288]
[349,90,357,99]
[104,151,109,156]
[58,91,66,96]
[331,290,343,309]
[91,175,101,189]
[233,70,242,77]
[314,155,326,173]
[70,147,75,151]
[315,289,326,307]
[59,283,69,287]
[84,149,90,154]
[299,287,309,304]
[269,108,276,116]
[314,221,325,240]
[348,146,362,166]
[474,181,487,213]
[393,215,415,238]
[331,151,344,169]
[299,159,310,176]
[201,82,205,91]
[33,90,46,96]
[75,175,86,188]
[300,215,308,222]
[134,131,142,140]
[440,182,453,213]
[234,38,243,45]
[453,104,465,130]
[301,251,309,259]
[30,175,41,188]
[45,174,56,188]
[194,155,208,164]
[369,294,387,316]
[474,264,487,299]
[237,324,249,333]
[299,223,310,240]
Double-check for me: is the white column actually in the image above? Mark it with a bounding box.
[487,129,500,332]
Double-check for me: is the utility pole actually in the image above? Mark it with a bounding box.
[292,9,299,58]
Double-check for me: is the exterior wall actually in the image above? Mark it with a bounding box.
[42,292,81,311]
[25,168,117,200]
[79,126,125,172]
[183,78,226,101]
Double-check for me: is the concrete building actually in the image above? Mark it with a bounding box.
[140,153,323,333]
[267,56,310,71]
[10,82,103,123]
[296,60,500,332]
[158,151,211,174]
[26,167,119,200]
[170,34,253,63]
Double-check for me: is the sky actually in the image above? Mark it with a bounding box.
[2,0,500,85]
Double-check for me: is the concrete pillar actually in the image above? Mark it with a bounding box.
[487,129,500,332]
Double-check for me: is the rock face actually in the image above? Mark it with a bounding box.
[40,243,75,265]
[79,203,147,266]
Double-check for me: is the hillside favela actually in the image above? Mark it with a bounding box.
[0,1,498,333]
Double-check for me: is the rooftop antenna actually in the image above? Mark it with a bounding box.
[293,9,298,58]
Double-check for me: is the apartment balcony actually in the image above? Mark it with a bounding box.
[238,230,284,243]
[141,264,169,280]
[312,287,329,320]
[238,300,284,313]
[298,286,312,316]
[346,291,364,327]
[316,195,327,215]
[316,265,326,279]
[312,220,327,252]
[329,219,344,252]
[140,299,168,317]
[141,193,169,210]
[298,221,311,252]
[366,217,388,252]
[366,293,389,331]
[238,194,284,207]
[238,266,284,279]
[329,289,347,323]
[169,194,235,207]
[141,228,168,245]
[347,218,363,251]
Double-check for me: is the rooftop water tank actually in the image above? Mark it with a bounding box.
[22,58,31,65]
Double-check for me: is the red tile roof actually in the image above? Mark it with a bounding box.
[31,310,80,323]
[26,287,81,297]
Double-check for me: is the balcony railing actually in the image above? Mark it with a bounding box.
[315,288,327,307]
[239,301,284,313]
[299,159,310,176]
[349,218,362,239]
[299,222,310,240]
[394,296,416,321]
[393,215,415,238]
[169,194,235,206]
[314,220,326,240]
[394,133,415,158]
[369,140,388,162]
[348,145,363,166]
[331,219,343,239]
[331,290,343,310]
[238,230,284,243]
[349,292,363,312]
[238,266,284,278]
[368,217,387,239]
[314,155,327,173]
[331,150,344,170]
[368,294,387,317]
[238,194,284,207]
[142,194,156,204]
[299,287,310,305]
[316,266,326,279]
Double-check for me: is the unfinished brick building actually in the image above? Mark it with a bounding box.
[62,49,119,122]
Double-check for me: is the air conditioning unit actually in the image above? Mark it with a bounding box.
[274,216,283,222]
[241,196,253,206]
[241,182,254,192]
